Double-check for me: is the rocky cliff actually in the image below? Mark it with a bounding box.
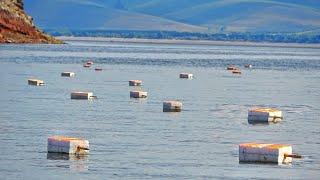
[0,0,62,43]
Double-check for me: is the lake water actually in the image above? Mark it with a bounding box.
[0,39,319,179]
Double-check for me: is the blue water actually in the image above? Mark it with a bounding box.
[0,39,319,179]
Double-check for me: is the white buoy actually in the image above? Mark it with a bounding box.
[71,92,95,100]
[129,80,142,86]
[248,108,283,123]
[47,136,89,155]
[163,101,182,112]
[28,79,44,86]
[179,73,193,79]
[61,72,75,77]
[130,91,148,98]
[239,143,300,164]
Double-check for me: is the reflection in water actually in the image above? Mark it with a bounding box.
[165,111,182,119]
[47,153,88,160]
[247,120,284,126]
[47,153,89,172]
[47,153,71,160]
[130,97,148,103]
[239,161,292,166]
[248,121,272,125]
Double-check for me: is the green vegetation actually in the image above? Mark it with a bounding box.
[48,30,320,43]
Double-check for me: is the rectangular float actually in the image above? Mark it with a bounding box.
[227,66,238,70]
[163,101,182,112]
[129,80,142,86]
[86,61,93,65]
[179,73,193,79]
[61,72,75,77]
[248,108,283,123]
[130,91,148,98]
[71,92,94,100]
[239,143,292,164]
[48,136,89,155]
[28,79,44,86]
[232,69,242,74]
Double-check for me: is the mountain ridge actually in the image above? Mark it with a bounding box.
[25,0,320,34]
[25,0,207,32]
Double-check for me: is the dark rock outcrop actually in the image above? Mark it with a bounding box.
[0,0,62,43]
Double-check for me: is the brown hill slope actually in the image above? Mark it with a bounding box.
[0,0,62,43]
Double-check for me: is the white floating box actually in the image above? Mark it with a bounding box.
[239,143,293,164]
[248,108,283,123]
[130,91,148,98]
[86,60,94,65]
[163,101,182,112]
[47,136,89,155]
[179,73,193,79]
[71,92,94,100]
[61,72,75,77]
[129,80,142,86]
[227,66,238,70]
[83,64,91,68]
[232,69,242,74]
[28,79,44,86]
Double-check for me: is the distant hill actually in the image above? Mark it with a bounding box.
[129,0,320,33]
[25,0,320,34]
[24,0,206,32]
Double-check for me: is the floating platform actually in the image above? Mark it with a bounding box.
[71,92,95,100]
[86,61,93,65]
[248,108,283,123]
[239,143,294,164]
[163,101,182,112]
[47,136,89,155]
[179,73,193,79]
[227,66,238,70]
[61,72,75,77]
[232,69,242,74]
[130,91,148,98]
[83,64,91,68]
[28,79,44,86]
[129,80,142,86]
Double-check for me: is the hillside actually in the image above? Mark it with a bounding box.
[0,0,62,43]
[24,0,206,32]
[129,0,320,33]
[24,0,320,34]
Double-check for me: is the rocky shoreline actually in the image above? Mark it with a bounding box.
[0,0,62,44]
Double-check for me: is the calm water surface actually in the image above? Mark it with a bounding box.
[0,39,319,179]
